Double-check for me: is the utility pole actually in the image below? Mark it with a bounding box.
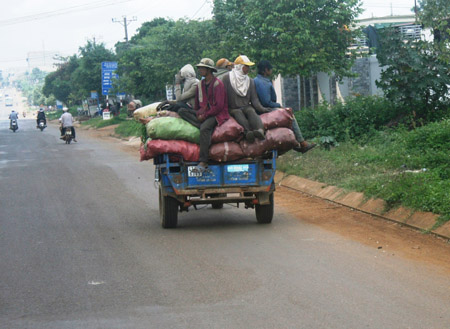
[414,0,418,24]
[112,16,137,45]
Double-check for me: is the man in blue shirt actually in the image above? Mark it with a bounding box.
[254,60,316,153]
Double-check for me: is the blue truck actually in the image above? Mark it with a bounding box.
[154,150,277,228]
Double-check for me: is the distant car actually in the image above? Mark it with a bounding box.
[5,97,13,106]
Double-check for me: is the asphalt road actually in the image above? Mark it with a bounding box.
[1,116,450,328]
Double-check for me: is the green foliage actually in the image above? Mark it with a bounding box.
[319,136,339,150]
[277,119,450,222]
[43,55,80,104]
[72,41,116,100]
[114,119,145,138]
[418,0,450,64]
[116,18,220,102]
[295,95,397,142]
[376,27,450,122]
[213,0,362,77]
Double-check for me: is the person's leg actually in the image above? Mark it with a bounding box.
[178,108,201,128]
[292,116,304,143]
[229,108,254,142]
[198,117,217,164]
[291,116,316,153]
[243,106,265,139]
[229,108,250,133]
[71,127,76,141]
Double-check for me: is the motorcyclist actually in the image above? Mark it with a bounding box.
[9,109,19,130]
[36,108,47,127]
[59,107,77,142]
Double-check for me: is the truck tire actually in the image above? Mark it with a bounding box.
[255,193,274,224]
[159,187,178,228]
[211,193,225,209]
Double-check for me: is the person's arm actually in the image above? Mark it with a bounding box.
[249,80,271,113]
[177,82,197,102]
[255,78,280,108]
[194,83,200,112]
[204,80,226,118]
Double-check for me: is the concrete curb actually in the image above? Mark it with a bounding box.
[275,171,450,240]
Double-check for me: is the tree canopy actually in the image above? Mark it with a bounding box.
[213,0,362,77]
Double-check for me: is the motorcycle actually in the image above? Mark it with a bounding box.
[63,126,73,144]
[37,120,46,132]
[10,120,18,132]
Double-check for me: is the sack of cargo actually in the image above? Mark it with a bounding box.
[133,102,161,121]
[260,108,294,130]
[239,138,271,158]
[140,139,200,162]
[211,117,244,144]
[209,142,245,162]
[138,110,181,125]
[266,127,298,152]
[146,117,200,144]
[157,110,181,119]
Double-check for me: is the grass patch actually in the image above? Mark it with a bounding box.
[277,120,450,224]
[81,112,146,140]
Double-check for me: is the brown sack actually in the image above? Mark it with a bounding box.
[239,139,271,158]
[209,142,245,162]
[211,117,244,144]
[260,108,294,130]
[140,139,200,162]
[266,127,298,152]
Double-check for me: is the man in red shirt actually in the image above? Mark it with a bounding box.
[178,58,230,170]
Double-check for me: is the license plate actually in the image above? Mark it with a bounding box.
[227,164,249,172]
[187,166,203,177]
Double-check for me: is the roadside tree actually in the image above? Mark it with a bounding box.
[212,0,362,77]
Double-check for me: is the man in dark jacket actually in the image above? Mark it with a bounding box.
[254,60,316,154]
[178,58,229,170]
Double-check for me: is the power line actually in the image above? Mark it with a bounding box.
[191,0,210,19]
[0,0,137,27]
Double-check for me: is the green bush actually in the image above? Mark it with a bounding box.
[295,95,400,142]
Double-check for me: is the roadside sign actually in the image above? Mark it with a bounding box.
[101,62,118,95]
[116,92,126,100]
[91,91,98,99]
[166,84,175,101]
[103,110,111,120]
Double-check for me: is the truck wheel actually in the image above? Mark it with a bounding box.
[159,187,178,228]
[255,193,274,224]
[211,193,225,209]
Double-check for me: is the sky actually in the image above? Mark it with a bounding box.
[0,0,417,72]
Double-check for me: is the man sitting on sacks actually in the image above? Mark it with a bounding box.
[178,58,229,171]
[157,64,199,113]
[254,60,316,154]
[127,99,142,117]
[221,55,271,143]
[214,58,233,81]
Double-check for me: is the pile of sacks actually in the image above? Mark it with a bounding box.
[139,106,298,162]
